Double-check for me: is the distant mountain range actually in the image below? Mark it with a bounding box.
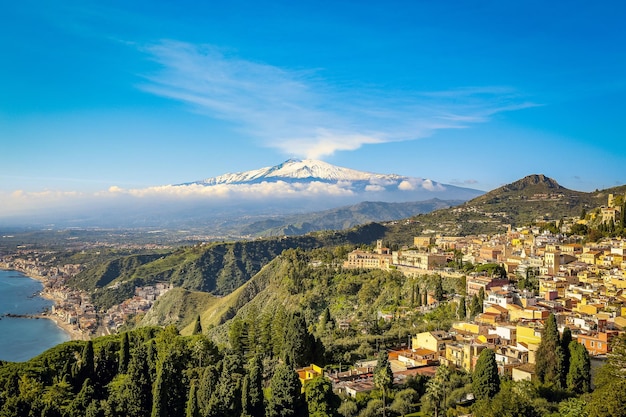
[0,159,484,232]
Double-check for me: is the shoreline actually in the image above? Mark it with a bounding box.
[1,268,88,341]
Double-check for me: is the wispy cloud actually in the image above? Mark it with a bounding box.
[138,40,538,159]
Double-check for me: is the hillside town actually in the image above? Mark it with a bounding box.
[1,193,625,398]
[322,193,626,396]
[0,255,172,338]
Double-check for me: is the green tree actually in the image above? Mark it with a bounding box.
[151,348,187,417]
[243,354,265,417]
[284,312,315,367]
[424,365,451,417]
[373,350,393,416]
[535,313,564,387]
[209,352,244,417]
[192,315,203,335]
[389,388,417,416]
[472,380,541,417]
[124,343,153,416]
[434,276,444,301]
[560,326,573,387]
[267,361,305,417]
[119,332,130,374]
[337,400,358,417]
[470,294,482,319]
[305,376,339,417]
[185,382,200,417]
[472,348,500,400]
[457,297,466,320]
[567,341,591,394]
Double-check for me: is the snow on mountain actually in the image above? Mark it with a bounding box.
[169,158,484,203]
[187,159,409,185]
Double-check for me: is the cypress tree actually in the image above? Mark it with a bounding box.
[458,298,467,320]
[567,341,591,394]
[470,294,482,319]
[472,348,500,400]
[197,364,219,416]
[185,382,200,417]
[561,326,573,387]
[284,312,314,367]
[94,342,118,394]
[151,348,187,417]
[209,352,244,417]
[244,354,264,417]
[434,276,444,301]
[126,343,153,417]
[79,341,95,383]
[535,313,564,387]
[192,315,203,335]
[119,332,130,374]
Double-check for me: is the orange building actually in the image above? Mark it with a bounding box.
[577,331,618,356]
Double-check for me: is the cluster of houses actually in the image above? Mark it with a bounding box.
[327,194,626,394]
[0,252,173,336]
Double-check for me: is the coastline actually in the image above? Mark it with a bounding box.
[1,268,87,341]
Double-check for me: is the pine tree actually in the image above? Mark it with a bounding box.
[472,348,500,400]
[267,361,305,417]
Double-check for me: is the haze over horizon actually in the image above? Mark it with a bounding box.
[2,1,625,219]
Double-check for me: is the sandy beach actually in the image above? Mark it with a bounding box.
[3,268,88,341]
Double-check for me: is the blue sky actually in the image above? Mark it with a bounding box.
[1,1,625,216]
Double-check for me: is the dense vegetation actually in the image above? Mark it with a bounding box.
[68,224,387,310]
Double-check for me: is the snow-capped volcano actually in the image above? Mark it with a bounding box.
[175,158,483,203]
[185,158,392,185]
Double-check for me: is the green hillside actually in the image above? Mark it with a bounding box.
[69,223,387,310]
[381,175,626,243]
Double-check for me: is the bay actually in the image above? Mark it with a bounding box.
[0,269,70,362]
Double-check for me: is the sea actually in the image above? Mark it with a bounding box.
[0,269,70,362]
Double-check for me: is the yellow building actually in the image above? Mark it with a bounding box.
[516,325,542,346]
[414,236,434,249]
[452,322,482,335]
[296,364,324,392]
[445,343,487,373]
[412,331,452,353]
